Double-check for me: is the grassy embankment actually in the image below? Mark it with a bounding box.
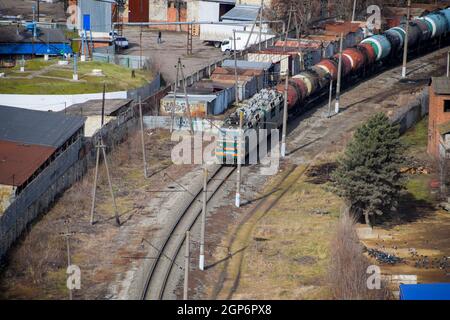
[0,59,152,94]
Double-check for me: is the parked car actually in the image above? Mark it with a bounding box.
[114,37,129,49]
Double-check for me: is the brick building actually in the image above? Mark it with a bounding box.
[427,77,450,160]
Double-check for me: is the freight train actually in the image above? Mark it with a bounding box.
[216,8,450,164]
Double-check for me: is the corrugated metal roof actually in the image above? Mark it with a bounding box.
[64,99,133,116]
[0,140,55,186]
[0,105,84,148]
[222,59,271,70]
[162,94,217,103]
[221,5,261,22]
[431,77,450,95]
[0,25,68,43]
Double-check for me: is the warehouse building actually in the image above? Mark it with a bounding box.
[68,0,115,34]
[160,80,235,117]
[125,0,235,31]
[64,98,133,137]
[0,105,84,194]
[0,105,84,258]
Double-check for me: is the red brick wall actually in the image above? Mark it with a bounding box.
[428,86,450,158]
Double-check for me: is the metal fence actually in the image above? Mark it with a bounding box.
[93,47,151,70]
[127,74,161,101]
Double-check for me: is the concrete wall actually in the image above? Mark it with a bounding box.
[149,0,168,21]
[0,91,128,112]
[0,76,161,112]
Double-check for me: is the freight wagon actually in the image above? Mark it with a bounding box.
[216,7,450,164]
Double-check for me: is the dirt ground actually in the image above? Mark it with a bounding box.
[121,28,225,83]
[0,129,199,299]
[360,117,450,289]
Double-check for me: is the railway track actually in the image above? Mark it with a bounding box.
[141,165,236,300]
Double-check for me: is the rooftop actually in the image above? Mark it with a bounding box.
[64,99,133,117]
[0,105,84,148]
[221,5,261,22]
[221,59,272,70]
[0,139,55,186]
[431,77,450,95]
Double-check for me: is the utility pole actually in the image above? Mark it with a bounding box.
[281,70,289,157]
[73,53,78,81]
[183,231,190,300]
[60,221,74,300]
[36,0,40,22]
[447,51,450,77]
[139,25,143,69]
[335,32,344,114]
[280,6,292,157]
[235,110,243,207]
[351,0,357,22]
[178,58,195,135]
[258,0,263,51]
[171,61,180,133]
[139,96,148,178]
[199,167,208,270]
[233,29,240,103]
[90,84,121,226]
[402,0,411,79]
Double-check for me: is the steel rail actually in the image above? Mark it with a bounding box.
[140,165,235,300]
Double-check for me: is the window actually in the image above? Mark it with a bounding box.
[444,100,450,112]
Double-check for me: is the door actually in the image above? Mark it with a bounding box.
[129,0,149,22]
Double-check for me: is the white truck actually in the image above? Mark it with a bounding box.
[220,30,276,52]
[200,24,249,47]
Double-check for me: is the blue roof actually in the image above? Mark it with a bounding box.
[399,283,450,300]
[0,43,72,55]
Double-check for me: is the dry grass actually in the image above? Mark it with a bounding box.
[328,213,391,300]
[0,128,177,299]
[216,163,343,300]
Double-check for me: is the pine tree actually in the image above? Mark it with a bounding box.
[331,113,405,227]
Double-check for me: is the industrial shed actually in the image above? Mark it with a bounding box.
[64,98,133,137]
[160,81,235,117]
[0,105,84,192]
[0,105,85,259]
